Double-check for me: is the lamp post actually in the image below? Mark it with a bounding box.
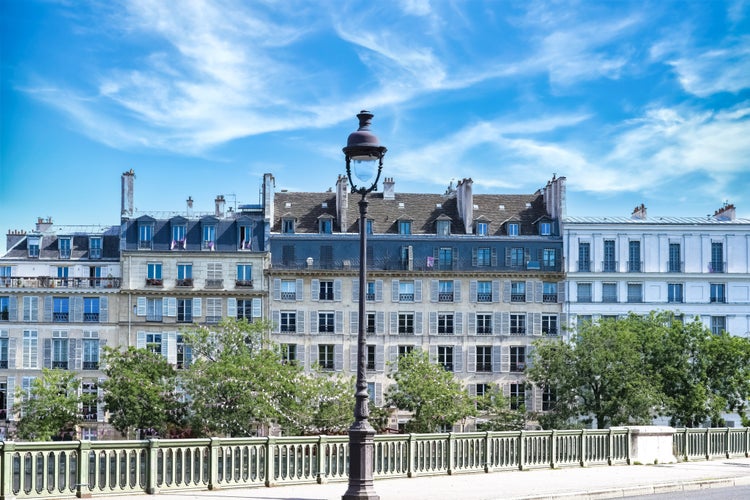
[342,110,386,500]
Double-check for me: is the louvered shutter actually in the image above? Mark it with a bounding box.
[376,345,385,372]
[136,297,147,316]
[6,377,15,421]
[558,281,566,303]
[8,338,17,369]
[296,310,305,333]
[430,280,439,302]
[454,281,461,302]
[453,345,463,372]
[389,312,398,335]
[310,311,318,335]
[415,312,423,335]
[467,346,476,372]
[469,281,477,303]
[252,298,262,318]
[311,279,320,301]
[8,296,17,322]
[389,346,398,365]
[492,280,501,303]
[43,296,53,322]
[502,312,510,335]
[227,298,237,319]
[100,297,108,322]
[335,311,344,334]
[535,281,543,303]
[491,248,498,266]
[500,346,510,372]
[72,297,83,322]
[295,279,304,301]
[334,344,343,372]
[471,248,478,266]
[455,312,463,335]
[429,345,437,363]
[375,280,383,302]
[414,280,423,302]
[468,313,476,335]
[273,279,281,300]
[533,313,542,336]
[376,312,385,335]
[526,280,534,302]
[429,312,437,335]
[43,338,52,368]
[494,312,502,336]
[391,280,399,302]
[334,279,342,301]
[136,332,146,349]
[352,279,359,302]
[271,310,280,333]
[350,311,358,335]
[97,378,105,422]
[193,298,202,317]
[503,281,511,303]
[70,338,81,370]
[350,345,358,373]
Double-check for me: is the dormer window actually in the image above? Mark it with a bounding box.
[540,222,552,236]
[239,224,252,250]
[89,237,102,259]
[359,218,374,234]
[399,220,412,235]
[58,237,72,259]
[28,236,41,258]
[202,225,216,250]
[475,222,489,236]
[436,220,451,236]
[507,222,519,236]
[319,217,333,234]
[138,223,154,250]
[171,224,187,250]
[282,218,295,234]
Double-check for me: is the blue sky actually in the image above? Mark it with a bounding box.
[2,0,750,235]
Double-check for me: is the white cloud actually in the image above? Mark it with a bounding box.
[666,40,750,97]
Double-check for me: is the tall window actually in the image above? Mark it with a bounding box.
[366,281,376,301]
[667,283,683,303]
[543,282,557,303]
[627,283,643,303]
[510,247,524,267]
[710,242,724,272]
[542,386,556,411]
[436,220,451,236]
[710,316,726,335]
[510,346,526,372]
[366,312,376,334]
[53,297,69,322]
[281,344,297,364]
[82,382,98,421]
[83,333,99,370]
[0,296,9,321]
[138,224,153,249]
[509,383,525,410]
[23,296,38,322]
[398,345,414,358]
[23,330,38,368]
[281,280,297,300]
[668,243,681,272]
[319,281,334,301]
[205,298,222,324]
[437,247,453,270]
[0,266,11,286]
[477,281,492,302]
[202,225,216,250]
[237,299,253,321]
[577,283,592,302]
[578,242,591,271]
[437,313,454,335]
[476,222,488,236]
[542,249,556,268]
[236,264,252,285]
[602,283,618,303]
[628,240,641,272]
[398,220,412,235]
[239,225,252,249]
[145,333,162,355]
[280,312,296,333]
[399,281,415,302]
[171,224,187,248]
[83,297,100,322]
[146,298,163,322]
[476,346,492,372]
[52,331,69,369]
[438,280,454,302]
[510,281,525,302]
[366,345,376,371]
[177,263,193,286]
[318,312,335,333]
[710,283,726,303]
[319,218,332,234]
[542,315,558,335]
[507,223,519,236]
[539,222,551,236]
[282,218,295,234]
[398,313,414,334]
[177,299,193,323]
[510,314,526,335]
[28,237,41,257]
[58,238,72,259]
[318,345,335,370]
[437,346,453,371]
[603,240,616,272]
[177,334,192,369]
[476,313,492,335]
[147,263,162,285]
[476,247,491,266]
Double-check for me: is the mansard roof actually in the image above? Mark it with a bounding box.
[1,226,120,260]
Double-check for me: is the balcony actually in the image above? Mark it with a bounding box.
[708,261,726,273]
[0,276,121,289]
[365,293,376,301]
[542,294,557,303]
[543,328,558,336]
[438,292,454,302]
[146,278,163,287]
[399,293,414,302]
[510,362,526,372]
[53,312,69,322]
[577,260,592,272]
[235,280,254,289]
[602,260,618,272]
[176,278,194,288]
[138,240,153,250]
[205,279,223,289]
[83,313,100,323]
[477,293,492,302]
[510,294,525,302]
[440,363,454,372]
[476,327,493,335]
[627,261,643,272]
[52,361,69,369]
[602,295,618,303]
[510,328,526,336]
[280,292,297,301]
[710,296,726,304]
[83,361,99,370]
[668,260,684,273]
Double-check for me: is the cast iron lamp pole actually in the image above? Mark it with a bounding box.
[342,110,386,500]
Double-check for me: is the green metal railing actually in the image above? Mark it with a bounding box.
[2,428,748,499]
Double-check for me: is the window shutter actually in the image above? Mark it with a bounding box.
[430,280,439,302]
[415,312,423,335]
[533,313,542,336]
[272,310,280,333]
[273,278,281,300]
[503,281,511,303]
[453,345,463,372]
[309,345,318,367]
[533,385,543,413]
[494,312,502,335]
[454,281,461,302]
[98,339,106,368]
[165,298,177,317]
[389,312,397,335]
[335,311,344,334]
[227,298,237,319]
[311,279,320,301]
[350,311,358,335]
[8,338,17,369]
[500,346,510,372]
[429,345,437,363]
[471,248,478,266]
[468,313,476,335]
[295,279,304,301]
[469,281,477,303]
[376,345,385,372]
[375,383,383,406]
[389,346,398,365]
[391,280,399,302]
[502,312,510,335]
[297,344,306,370]
[72,297,83,322]
[43,296,53,323]
[43,338,52,368]
[100,297,108,322]
[310,311,318,335]
[468,384,477,397]
[453,247,459,267]
[193,298,202,317]
[136,332,146,349]
[560,313,568,333]
[455,312,463,335]
[414,280,423,302]
[6,377,15,421]
[350,345,358,373]
[334,344,343,372]
[491,248,498,266]
[165,332,177,364]
[352,279,359,302]
[70,338,81,370]
[467,346,476,372]
[376,311,385,335]
[137,297,147,316]
[375,280,383,302]
[334,279,342,301]
[97,378,106,422]
[429,312,437,335]
[252,298,262,318]
[558,281,566,303]
[9,296,17,322]
[296,310,305,333]
[505,248,511,267]
[535,281,543,303]
[526,280,534,302]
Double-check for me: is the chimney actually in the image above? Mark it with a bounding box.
[121,169,135,218]
[631,203,647,220]
[215,195,226,218]
[186,196,194,217]
[6,229,27,251]
[336,175,349,232]
[456,178,474,234]
[383,177,395,200]
[714,202,736,221]
[35,217,53,232]
[543,174,567,220]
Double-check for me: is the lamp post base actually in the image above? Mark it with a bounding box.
[342,422,379,500]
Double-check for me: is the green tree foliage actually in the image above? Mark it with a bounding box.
[101,346,185,438]
[386,350,473,433]
[288,370,356,435]
[528,312,750,428]
[15,369,90,441]
[474,384,527,431]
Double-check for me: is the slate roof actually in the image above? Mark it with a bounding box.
[564,216,750,225]
[1,226,120,260]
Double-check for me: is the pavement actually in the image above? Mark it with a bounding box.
[139,456,750,500]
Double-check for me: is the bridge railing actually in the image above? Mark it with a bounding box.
[2,428,748,499]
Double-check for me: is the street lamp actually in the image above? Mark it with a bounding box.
[342,110,386,500]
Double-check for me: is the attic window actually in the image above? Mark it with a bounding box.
[285,202,292,208]
[498,205,505,210]
[398,203,405,209]
[321,202,328,208]
[28,236,41,258]
[282,218,295,234]
[525,202,532,208]
[436,220,450,236]
[58,237,72,259]
[436,203,442,209]
[507,223,519,237]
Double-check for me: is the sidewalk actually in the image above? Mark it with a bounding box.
[148,457,750,500]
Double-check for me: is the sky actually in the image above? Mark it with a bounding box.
[1,0,750,236]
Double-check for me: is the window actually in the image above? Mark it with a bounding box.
[239,225,252,250]
[710,284,726,303]
[281,344,297,364]
[320,245,334,268]
[28,237,41,257]
[711,316,726,335]
[83,297,100,322]
[282,218,295,234]
[510,346,526,372]
[477,313,492,335]
[578,242,591,272]
[57,266,69,286]
[52,331,69,369]
[23,296,39,322]
[83,333,99,370]
[280,311,296,333]
[475,383,490,398]
[476,346,492,372]
[366,345,376,371]
[177,334,192,369]
[398,220,412,235]
[319,280,334,300]
[147,263,163,286]
[88,266,103,287]
[53,297,69,322]
[542,386,556,411]
[202,225,216,250]
[510,247,524,267]
[477,281,492,302]
[177,299,193,323]
[437,247,453,270]
[437,346,453,371]
[0,380,7,417]
[542,282,557,303]
[667,283,683,303]
[59,237,71,259]
[205,298,222,324]
[511,281,525,302]
[366,312,376,334]
[236,264,252,286]
[710,242,724,272]
[510,314,526,335]
[146,298,163,322]
[206,263,223,288]
[438,280,454,302]
[177,263,193,287]
[82,381,98,421]
[437,313,454,335]
[399,281,415,302]
[398,313,414,334]
[171,224,187,249]
[237,299,253,321]
[476,222,488,236]
[145,333,162,355]
[542,315,558,336]
[0,336,7,369]
[400,246,412,270]
[542,249,556,268]
[627,283,643,303]
[318,312,335,333]
[23,330,38,368]
[281,280,298,300]
[0,266,11,287]
[318,345,335,370]
[0,296,9,321]
[363,219,373,234]
[577,315,593,330]
[436,220,451,236]
[366,281,376,301]
[603,240,616,272]
[398,345,414,358]
[539,222,551,236]
[319,218,333,234]
[668,243,681,272]
[509,383,525,410]
[507,223,519,236]
[628,241,641,272]
[602,283,618,303]
[577,283,592,303]
[476,247,491,266]
[138,224,153,249]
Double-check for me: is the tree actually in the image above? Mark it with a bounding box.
[101,346,185,438]
[474,384,527,431]
[386,350,473,433]
[15,369,90,441]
